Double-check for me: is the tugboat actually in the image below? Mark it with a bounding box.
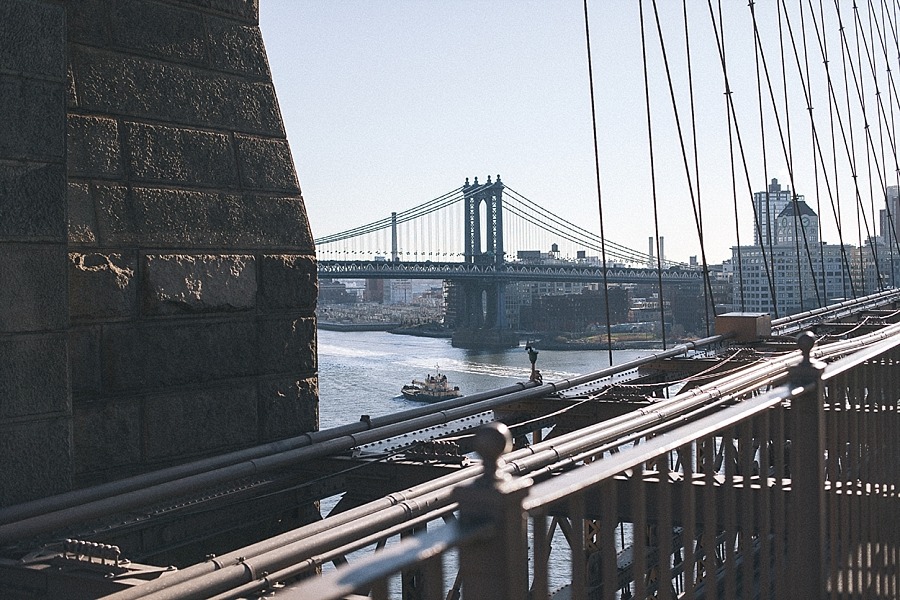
[401,367,462,402]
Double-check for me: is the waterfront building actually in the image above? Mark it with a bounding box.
[731,242,858,315]
[733,194,862,315]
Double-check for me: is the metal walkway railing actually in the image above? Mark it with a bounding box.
[282,331,900,600]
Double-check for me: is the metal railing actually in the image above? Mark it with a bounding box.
[282,330,900,600]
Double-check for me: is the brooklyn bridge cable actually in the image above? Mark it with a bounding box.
[583,0,615,363]
[707,0,781,318]
[640,0,669,349]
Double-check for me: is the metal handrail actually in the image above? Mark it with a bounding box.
[271,520,492,600]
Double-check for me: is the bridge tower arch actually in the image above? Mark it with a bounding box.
[452,176,517,348]
[464,175,504,266]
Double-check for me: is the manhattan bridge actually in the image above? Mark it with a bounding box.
[7,1,900,600]
[315,175,704,343]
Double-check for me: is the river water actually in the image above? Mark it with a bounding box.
[317,329,655,429]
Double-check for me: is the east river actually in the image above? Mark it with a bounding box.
[317,329,656,429]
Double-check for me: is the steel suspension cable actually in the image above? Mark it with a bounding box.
[881,0,900,284]
[501,202,645,264]
[864,2,885,290]
[750,1,823,308]
[781,0,812,309]
[707,0,781,317]
[841,1,873,293]
[314,186,464,245]
[786,1,859,299]
[848,1,900,282]
[583,0,614,364]
[648,0,718,336]
[640,0,668,349]
[683,0,714,335]
[503,188,679,265]
[799,1,830,300]
[751,1,777,305]
[779,1,810,309]
[722,0,746,311]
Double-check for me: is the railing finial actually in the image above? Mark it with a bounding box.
[791,331,825,385]
[473,422,512,485]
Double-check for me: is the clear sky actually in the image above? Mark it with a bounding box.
[260,1,895,265]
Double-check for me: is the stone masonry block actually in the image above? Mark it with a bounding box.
[0,417,72,506]
[0,332,68,419]
[124,122,238,188]
[102,320,257,393]
[0,162,67,241]
[0,76,66,161]
[73,48,284,136]
[68,182,97,244]
[205,16,269,78]
[167,0,258,24]
[143,386,258,461]
[66,0,110,48]
[235,135,300,192]
[258,376,318,442]
[259,254,317,311]
[67,114,122,178]
[93,183,135,245]
[110,0,206,65]
[257,317,316,375]
[69,326,101,399]
[131,188,314,249]
[73,399,141,474]
[69,252,136,320]
[142,254,257,315]
[0,244,68,332]
[0,0,65,79]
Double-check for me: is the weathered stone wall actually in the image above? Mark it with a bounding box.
[0,0,318,505]
[0,0,72,506]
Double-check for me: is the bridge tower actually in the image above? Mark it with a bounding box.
[452,176,518,348]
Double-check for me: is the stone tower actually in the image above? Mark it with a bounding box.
[1,0,318,506]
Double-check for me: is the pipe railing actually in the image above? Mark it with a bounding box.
[279,330,900,600]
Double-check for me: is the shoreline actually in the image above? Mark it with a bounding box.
[319,323,670,351]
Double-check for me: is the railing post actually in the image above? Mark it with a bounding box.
[453,423,530,600]
[788,332,826,599]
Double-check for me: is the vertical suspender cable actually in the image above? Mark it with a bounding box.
[582,0,615,365]
[819,0,857,300]
[644,0,718,338]
[881,0,900,285]
[852,1,869,296]
[754,1,824,310]
[639,0,668,350]
[778,0,809,310]
[722,0,746,312]
[708,0,780,318]
[751,1,776,313]
[682,0,715,336]
[798,0,858,301]
[865,2,885,290]
[799,0,830,298]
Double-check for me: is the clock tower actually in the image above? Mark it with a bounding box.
[775,200,819,245]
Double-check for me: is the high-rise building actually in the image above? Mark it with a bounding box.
[879,185,900,248]
[753,178,798,246]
